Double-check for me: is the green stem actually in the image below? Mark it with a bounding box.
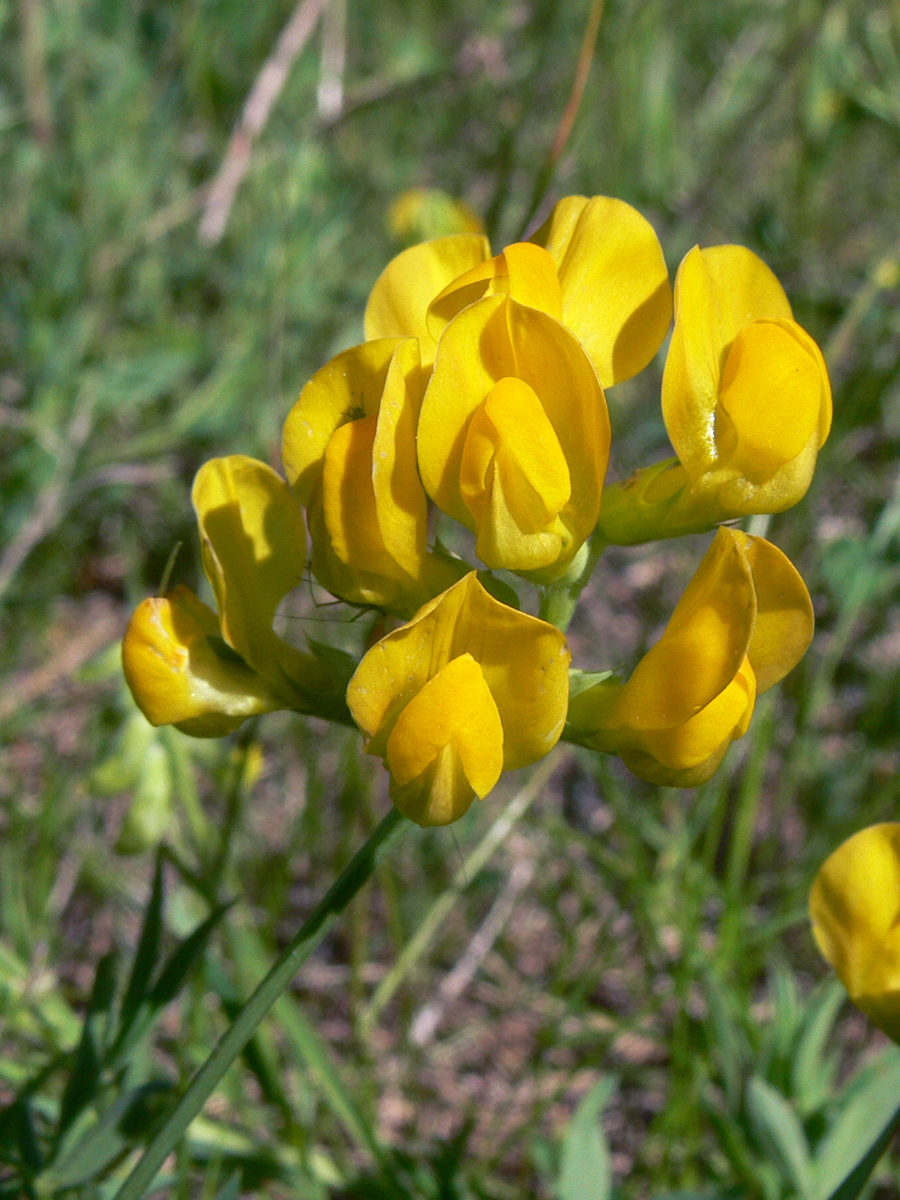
[538,536,605,632]
[112,806,409,1200]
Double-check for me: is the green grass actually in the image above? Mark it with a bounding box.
[3,0,900,1195]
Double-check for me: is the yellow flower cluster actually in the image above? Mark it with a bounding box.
[123,193,829,824]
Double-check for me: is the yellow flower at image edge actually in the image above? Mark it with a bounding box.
[810,824,900,1042]
[347,572,570,826]
[123,455,332,736]
[567,527,814,786]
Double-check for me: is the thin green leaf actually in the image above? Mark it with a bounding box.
[791,978,844,1115]
[56,952,118,1140]
[148,902,232,1009]
[745,1076,813,1199]
[118,852,165,1038]
[814,1046,900,1200]
[557,1077,617,1200]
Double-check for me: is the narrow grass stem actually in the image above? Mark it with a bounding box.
[359,752,561,1037]
[112,806,409,1200]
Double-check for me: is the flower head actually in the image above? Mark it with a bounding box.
[596,245,832,544]
[810,824,900,1042]
[417,294,610,579]
[347,572,570,826]
[567,527,813,785]
[365,194,672,386]
[282,338,464,616]
[123,455,333,736]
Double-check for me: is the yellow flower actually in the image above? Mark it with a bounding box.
[347,572,570,826]
[123,455,333,736]
[597,245,832,545]
[567,527,813,785]
[365,194,672,385]
[282,337,464,615]
[417,293,610,580]
[810,824,900,1042]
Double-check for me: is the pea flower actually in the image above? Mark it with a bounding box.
[365,194,672,386]
[596,244,832,545]
[346,572,570,826]
[416,293,610,579]
[123,455,335,737]
[810,824,900,1042]
[567,527,813,785]
[282,337,464,616]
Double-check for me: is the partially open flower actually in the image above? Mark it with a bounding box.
[365,194,672,386]
[347,572,570,826]
[596,245,832,545]
[417,294,610,580]
[282,337,464,616]
[567,527,813,785]
[810,824,900,1042]
[123,456,333,736]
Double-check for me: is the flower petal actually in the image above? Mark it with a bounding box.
[810,823,900,1041]
[418,295,609,577]
[609,527,755,731]
[531,195,672,386]
[364,233,491,367]
[122,586,282,737]
[734,531,814,693]
[717,320,824,481]
[282,339,401,507]
[385,653,504,825]
[426,241,563,342]
[347,572,570,771]
[663,245,794,477]
[192,455,308,687]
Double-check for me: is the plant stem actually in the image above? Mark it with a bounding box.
[538,536,606,632]
[112,805,409,1200]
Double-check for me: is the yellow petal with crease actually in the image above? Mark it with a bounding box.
[426,242,563,342]
[717,321,823,481]
[282,339,401,506]
[192,456,307,683]
[122,587,282,737]
[531,195,672,386]
[364,233,491,367]
[609,528,755,730]
[810,823,900,1042]
[733,531,814,693]
[386,653,504,825]
[638,658,756,770]
[347,572,570,775]
[460,377,571,527]
[322,415,392,571]
[418,295,608,577]
[663,245,795,477]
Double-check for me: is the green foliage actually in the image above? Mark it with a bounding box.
[4,0,900,1196]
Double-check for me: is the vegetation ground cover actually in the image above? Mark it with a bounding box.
[3,0,900,1195]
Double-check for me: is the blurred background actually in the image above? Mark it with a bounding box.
[3,0,900,1195]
